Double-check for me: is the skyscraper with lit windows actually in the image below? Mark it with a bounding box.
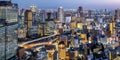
[0,0,18,60]
[58,6,64,23]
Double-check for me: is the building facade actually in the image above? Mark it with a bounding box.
[58,6,64,22]
[0,1,18,60]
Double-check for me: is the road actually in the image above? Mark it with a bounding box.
[18,34,58,47]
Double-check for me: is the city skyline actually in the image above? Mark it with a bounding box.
[0,0,120,60]
[13,0,120,9]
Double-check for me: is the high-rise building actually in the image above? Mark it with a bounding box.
[115,8,120,20]
[109,22,115,35]
[53,11,58,19]
[38,10,46,36]
[30,5,38,25]
[77,6,83,17]
[24,10,32,37]
[58,6,64,22]
[0,1,18,60]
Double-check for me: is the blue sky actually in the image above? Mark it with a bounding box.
[12,0,120,9]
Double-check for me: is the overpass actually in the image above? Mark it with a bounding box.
[18,34,59,48]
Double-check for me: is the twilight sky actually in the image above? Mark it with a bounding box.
[12,0,120,9]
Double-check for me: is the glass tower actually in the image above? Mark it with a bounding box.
[0,1,18,60]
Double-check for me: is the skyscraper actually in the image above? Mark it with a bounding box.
[77,6,83,17]
[30,5,37,25]
[58,6,64,22]
[38,10,46,36]
[0,0,18,60]
[25,10,32,37]
[115,8,120,20]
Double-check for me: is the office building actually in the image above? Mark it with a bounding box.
[109,22,115,35]
[58,6,64,22]
[0,1,18,60]
[24,10,32,37]
[115,8,120,20]
[45,10,55,35]
[38,10,46,36]
[24,10,32,27]
[30,5,38,25]
[53,11,58,19]
[77,6,83,17]
[18,9,25,28]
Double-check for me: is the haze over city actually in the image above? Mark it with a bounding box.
[13,0,120,9]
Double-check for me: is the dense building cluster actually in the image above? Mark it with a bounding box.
[0,0,120,60]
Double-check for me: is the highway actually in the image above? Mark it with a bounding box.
[18,34,58,47]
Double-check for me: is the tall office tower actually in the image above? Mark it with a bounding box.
[88,10,92,18]
[30,5,37,25]
[25,10,32,37]
[109,22,115,35]
[18,9,26,28]
[58,6,64,22]
[38,10,46,36]
[53,11,58,19]
[0,1,18,60]
[115,8,120,20]
[77,6,83,17]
